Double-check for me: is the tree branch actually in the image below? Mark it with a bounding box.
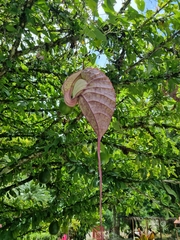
[137,0,173,30]
[125,30,180,73]
[118,0,131,14]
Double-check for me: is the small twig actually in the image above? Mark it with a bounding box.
[137,0,172,30]
[125,30,180,73]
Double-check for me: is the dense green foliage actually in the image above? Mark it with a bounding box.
[0,0,180,239]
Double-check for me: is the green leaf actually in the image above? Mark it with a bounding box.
[85,25,106,42]
[135,0,145,11]
[147,60,154,74]
[129,95,139,104]
[89,53,97,65]
[85,0,98,17]
[6,25,16,32]
[27,25,39,35]
[103,0,116,13]
[91,25,107,41]
[80,45,88,55]
[163,183,178,199]
[20,63,29,72]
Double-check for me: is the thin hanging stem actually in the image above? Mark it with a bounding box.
[97,136,103,240]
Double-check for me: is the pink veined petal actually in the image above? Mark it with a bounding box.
[79,68,116,139]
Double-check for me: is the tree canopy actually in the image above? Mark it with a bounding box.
[0,0,180,239]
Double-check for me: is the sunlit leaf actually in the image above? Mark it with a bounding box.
[135,0,145,11]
